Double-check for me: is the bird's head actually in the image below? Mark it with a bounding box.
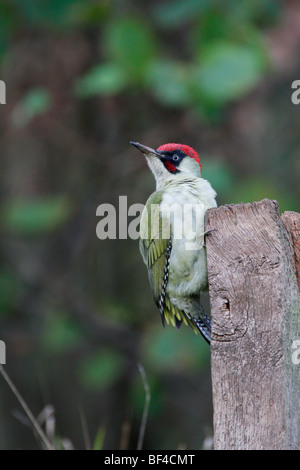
[130,141,202,189]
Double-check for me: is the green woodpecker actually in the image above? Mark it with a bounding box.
[130,142,217,344]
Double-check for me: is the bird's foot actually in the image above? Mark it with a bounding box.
[203,229,217,247]
[204,229,217,236]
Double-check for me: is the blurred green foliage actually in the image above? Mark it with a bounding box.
[143,326,210,373]
[41,310,84,354]
[12,87,52,127]
[93,427,106,450]
[0,0,277,115]
[70,0,271,115]
[74,63,129,97]
[78,349,124,390]
[194,42,266,105]
[1,196,73,235]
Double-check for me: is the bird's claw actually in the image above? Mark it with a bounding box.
[204,229,217,237]
[203,229,217,247]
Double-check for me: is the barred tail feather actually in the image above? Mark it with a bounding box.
[189,300,211,344]
[191,313,211,344]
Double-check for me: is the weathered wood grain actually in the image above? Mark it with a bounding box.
[281,211,300,291]
[205,199,300,450]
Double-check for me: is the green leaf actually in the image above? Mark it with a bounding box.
[12,87,52,126]
[1,196,73,235]
[93,427,106,450]
[194,42,266,104]
[41,310,84,354]
[74,63,128,97]
[191,11,233,47]
[22,87,51,112]
[147,60,192,107]
[104,17,157,77]
[78,349,123,390]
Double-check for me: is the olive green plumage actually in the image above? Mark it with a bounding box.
[139,191,199,333]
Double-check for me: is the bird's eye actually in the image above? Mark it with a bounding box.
[173,154,180,161]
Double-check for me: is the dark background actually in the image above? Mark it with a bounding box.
[0,0,299,450]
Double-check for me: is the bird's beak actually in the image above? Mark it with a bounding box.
[130,141,162,158]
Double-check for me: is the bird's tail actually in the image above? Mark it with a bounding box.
[190,302,211,344]
[165,295,211,344]
[180,296,211,344]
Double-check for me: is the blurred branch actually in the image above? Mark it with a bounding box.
[137,363,151,451]
[0,364,55,450]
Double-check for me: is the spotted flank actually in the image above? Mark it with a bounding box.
[157,238,192,332]
[153,236,211,344]
[191,313,211,344]
[158,239,172,325]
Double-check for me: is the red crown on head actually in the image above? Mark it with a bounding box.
[157,143,202,171]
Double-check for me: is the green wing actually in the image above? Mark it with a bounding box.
[139,192,167,304]
[139,192,198,332]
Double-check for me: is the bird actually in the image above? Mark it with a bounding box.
[130,141,217,344]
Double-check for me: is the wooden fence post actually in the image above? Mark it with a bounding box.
[205,199,300,450]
